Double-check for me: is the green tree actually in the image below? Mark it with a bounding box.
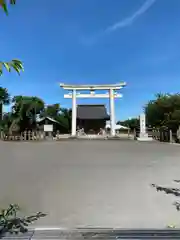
[10,96,45,132]
[117,118,140,130]
[0,87,10,125]
[40,104,60,119]
[60,108,72,132]
[40,104,71,131]
[1,112,14,133]
[145,93,180,131]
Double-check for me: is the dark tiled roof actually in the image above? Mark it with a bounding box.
[77,105,110,120]
[37,116,68,128]
[37,116,59,124]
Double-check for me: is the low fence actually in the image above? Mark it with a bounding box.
[151,130,170,142]
[1,131,46,141]
[135,127,179,143]
[1,130,71,141]
[1,129,180,143]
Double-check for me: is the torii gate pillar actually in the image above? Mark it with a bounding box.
[109,88,115,137]
[60,83,126,137]
[72,89,77,136]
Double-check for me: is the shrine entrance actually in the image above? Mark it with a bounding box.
[77,104,110,134]
[60,83,126,136]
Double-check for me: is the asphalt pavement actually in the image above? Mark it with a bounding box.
[0,140,180,228]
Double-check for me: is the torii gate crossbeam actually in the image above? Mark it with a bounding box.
[60,83,126,137]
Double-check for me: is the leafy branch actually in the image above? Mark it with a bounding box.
[0,204,46,237]
[0,60,24,76]
[0,1,24,76]
[0,0,16,15]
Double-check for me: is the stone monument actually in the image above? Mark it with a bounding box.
[137,113,153,141]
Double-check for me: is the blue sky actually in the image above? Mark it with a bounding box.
[1,0,180,120]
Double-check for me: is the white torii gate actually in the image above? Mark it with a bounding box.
[60,83,126,137]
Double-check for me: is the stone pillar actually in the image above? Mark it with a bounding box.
[169,129,173,143]
[109,88,115,136]
[137,113,152,141]
[71,89,77,136]
[177,126,180,143]
[139,113,147,137]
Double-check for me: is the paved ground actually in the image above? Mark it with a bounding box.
[0,140,180,228]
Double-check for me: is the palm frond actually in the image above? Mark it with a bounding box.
[0,0,16,14]
[0,60,24,76]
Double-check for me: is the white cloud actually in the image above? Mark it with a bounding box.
[80,0,157,46]
[105,0,156,33]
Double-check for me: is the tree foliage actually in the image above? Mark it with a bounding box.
[0,1,24,76]
[0,87,10,124]
[117,118,140,130]
[10,96,45,132]
[0,204,46,237]
[1,112,13,133]
[145,93,180,131]
[0,60,24,76]
[0,88,71,133]
[120,93,180,133]
[39,104,71,130]
[0,87,10,105]
[40,104,60,119]
[0,0,16,15]
[59,108,72,132]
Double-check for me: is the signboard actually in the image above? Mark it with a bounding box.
[140,113,146,134]
[44,124,53,132]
